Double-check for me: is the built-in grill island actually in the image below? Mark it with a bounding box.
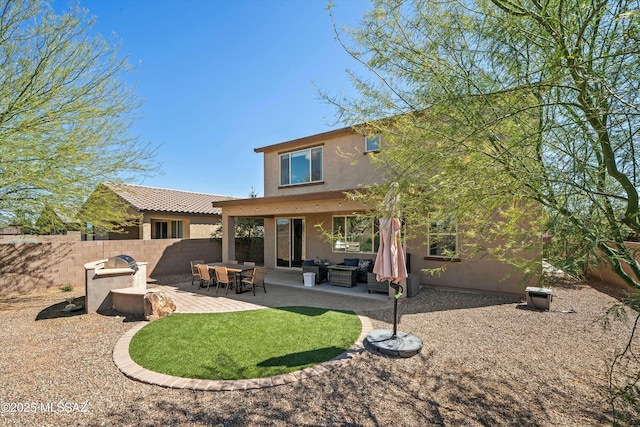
[84,255,148,313]
[104,254,139,272]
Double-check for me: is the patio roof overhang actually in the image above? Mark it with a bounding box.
[212,189,373,217]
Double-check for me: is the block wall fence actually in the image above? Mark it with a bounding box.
[0,235,228,297]
[588,241,640,291]
[7,234,635,297]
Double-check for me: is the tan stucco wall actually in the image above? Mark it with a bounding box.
[189,216,221,239]
[262,132,387,197]
[304,213,333,263]
[405,236,539,296]
[189,223,217,239]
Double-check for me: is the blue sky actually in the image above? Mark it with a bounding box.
[68,0,372,197]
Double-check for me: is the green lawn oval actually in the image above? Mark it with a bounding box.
[129,306,361,380]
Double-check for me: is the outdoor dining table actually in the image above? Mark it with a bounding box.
[207,263,254,294]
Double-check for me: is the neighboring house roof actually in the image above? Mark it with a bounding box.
[104,183,236,215]
[38,204,79,225]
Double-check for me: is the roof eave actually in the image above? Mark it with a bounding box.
[253,126,357,153]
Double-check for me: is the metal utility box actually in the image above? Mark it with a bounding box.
[525,287,553,310]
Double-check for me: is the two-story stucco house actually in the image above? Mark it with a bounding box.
[213,126,536,295]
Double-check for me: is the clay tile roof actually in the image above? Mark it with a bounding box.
[103,183,236,215]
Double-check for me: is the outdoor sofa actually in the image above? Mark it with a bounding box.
[338,258,374,283]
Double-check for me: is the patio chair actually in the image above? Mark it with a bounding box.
[302,260,328,284]
[197,264,214,291]
[241,261,256,280]
[367,272,389,294]
[214,266,233,295]
[191,260,204,286]
[241,266,267,296]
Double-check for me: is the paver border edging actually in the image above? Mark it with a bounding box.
[113,313,373,391]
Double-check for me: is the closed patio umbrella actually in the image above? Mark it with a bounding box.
[366,183,422,358]
[373,216,407,286]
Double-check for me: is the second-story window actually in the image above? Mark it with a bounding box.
[280,147,323,186]
[365,135,381,152]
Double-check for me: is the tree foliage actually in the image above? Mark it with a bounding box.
[210,188,264,263]
[210,188,264,240]
[329,0,640,287]
[0,0,156,233]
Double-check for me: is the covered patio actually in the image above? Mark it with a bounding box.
[212,190,374,271]
[260,268,389,301]
[180,267,389,302]
[151,267,391,315]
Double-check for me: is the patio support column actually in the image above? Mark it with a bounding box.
[141,217,151,240]
[222,214,236,262]
[263,217,275,268]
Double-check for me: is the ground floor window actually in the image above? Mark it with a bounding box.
[153,220,183,239]
[171,220,183,238]
[427,214,457,258]
[153,221,168,239]
[332,215,378,254]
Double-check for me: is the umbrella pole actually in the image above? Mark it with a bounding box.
[393,290,398,338]
[389,282,403,338]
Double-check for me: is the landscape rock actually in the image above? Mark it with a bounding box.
[144,291,176,321]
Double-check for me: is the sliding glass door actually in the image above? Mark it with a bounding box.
[276,218,305,268]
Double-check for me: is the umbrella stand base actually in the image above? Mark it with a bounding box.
[365,329,423,358]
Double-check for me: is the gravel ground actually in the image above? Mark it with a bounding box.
[1,274,639,426]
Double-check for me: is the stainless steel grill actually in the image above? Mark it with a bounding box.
[105,255,138,272]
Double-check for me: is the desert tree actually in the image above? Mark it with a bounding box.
[210,188,264,262]
[327,0,640,288]
[0,0,157,234]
